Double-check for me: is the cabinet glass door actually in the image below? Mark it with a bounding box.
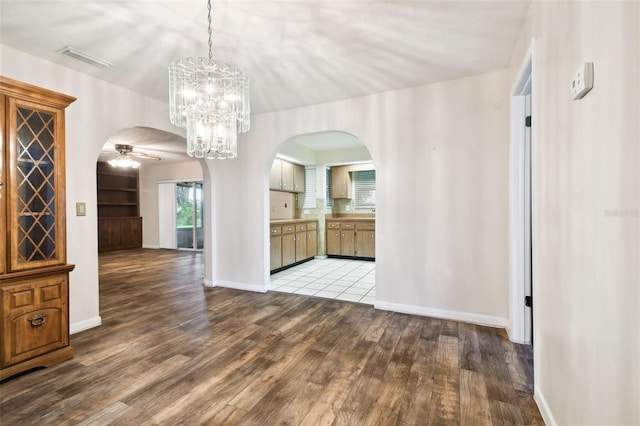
[9,99,65,270]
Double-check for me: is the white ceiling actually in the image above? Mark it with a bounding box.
[1,0,530,158]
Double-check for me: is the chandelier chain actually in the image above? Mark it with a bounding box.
[207,0,213,63]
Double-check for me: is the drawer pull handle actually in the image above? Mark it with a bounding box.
[29,314,47,327]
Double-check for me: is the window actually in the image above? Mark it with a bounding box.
[325,167,333,207]
[354,170,376,208]
[300,166,316,209]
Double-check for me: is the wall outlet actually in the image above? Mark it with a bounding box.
[571,62,594,100]
[345,205,350,211]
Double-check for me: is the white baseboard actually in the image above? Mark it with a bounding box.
[142,244,160,249]
[203,279,214,287]
[374,301,509,329]
[534,386,556,426]
[209,280,267,293]
[70,316,102,334]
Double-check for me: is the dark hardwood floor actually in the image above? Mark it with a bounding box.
[1,249,543,425]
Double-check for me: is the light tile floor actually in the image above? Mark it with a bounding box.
[270,258,375,305]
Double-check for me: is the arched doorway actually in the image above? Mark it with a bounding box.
[267,131,377,304]
[96,126,203,253]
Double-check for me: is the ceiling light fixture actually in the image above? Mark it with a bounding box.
[108,145,140,169]
[59,46,115,68]
[168,0,250,159]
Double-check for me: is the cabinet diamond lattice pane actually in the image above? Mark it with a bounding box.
[16,107,57,263]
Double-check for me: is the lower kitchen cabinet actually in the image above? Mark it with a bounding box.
[307,223,318,257]
[270,226,283,270]
[355,221,375,258]
[270,220,318,273]
[326,219,375,259]
[295,224,308,262]
[355,230,375,258]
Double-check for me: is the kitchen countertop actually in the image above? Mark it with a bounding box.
[270,215,375,225]
[325,216,375,222]
[270,218,318,224]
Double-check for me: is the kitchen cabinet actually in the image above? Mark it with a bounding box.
[0,76,76,380]
[293,163,305,192]
[326,227,341,256]
[281,161,294,191]
[270,220,317,272]
[355,222,375,258]
[270,159,304,193]
[269,159,283,190]
[326,219,375,259]
[295,224,307,262]
[270,226,282,270]
[331,166,352,199]
[281,224,296,266]
[307,222,318,257]
[326,221,355,256]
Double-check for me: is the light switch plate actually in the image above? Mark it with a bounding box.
[76,202,86,216]
[571,62,594,100]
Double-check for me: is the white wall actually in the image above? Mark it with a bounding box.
[139,160,203,248]
[510,2,639,425]
[1,44,183,332]
[206,69,512,326]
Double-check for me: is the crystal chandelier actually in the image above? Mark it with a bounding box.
[168,0,250,159]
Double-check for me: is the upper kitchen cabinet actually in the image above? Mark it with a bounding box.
[331,165,352,199]
[269,158,304,193]
[293,163,305,192]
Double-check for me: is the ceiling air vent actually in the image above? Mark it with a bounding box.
[59,46,115,69]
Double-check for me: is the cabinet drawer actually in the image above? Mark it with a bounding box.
[295,224,307,232]
[341,222,355,230]
[282,225,295,234]
[356,221,375,230]
[2,275,66,315]
[307,222,317,230]
[327,222,340,229]
[4,307,67,366]
[1,274,69,367]
[270,226,282,236]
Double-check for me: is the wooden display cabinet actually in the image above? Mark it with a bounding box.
[96,161,142,251]
[0,76,76,380]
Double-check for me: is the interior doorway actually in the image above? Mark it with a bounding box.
[510,40,534,345]
[267,131,376,305]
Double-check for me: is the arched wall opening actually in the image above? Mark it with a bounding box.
[95,126,208,285]
[265,130,377,304]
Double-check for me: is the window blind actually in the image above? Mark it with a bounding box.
[354,170,376,208]
[301,166,316,209]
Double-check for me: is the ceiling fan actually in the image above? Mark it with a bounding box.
[108,144,161,168]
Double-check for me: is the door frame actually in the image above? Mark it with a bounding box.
[158,178,204,250]
[509,38,535,344]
